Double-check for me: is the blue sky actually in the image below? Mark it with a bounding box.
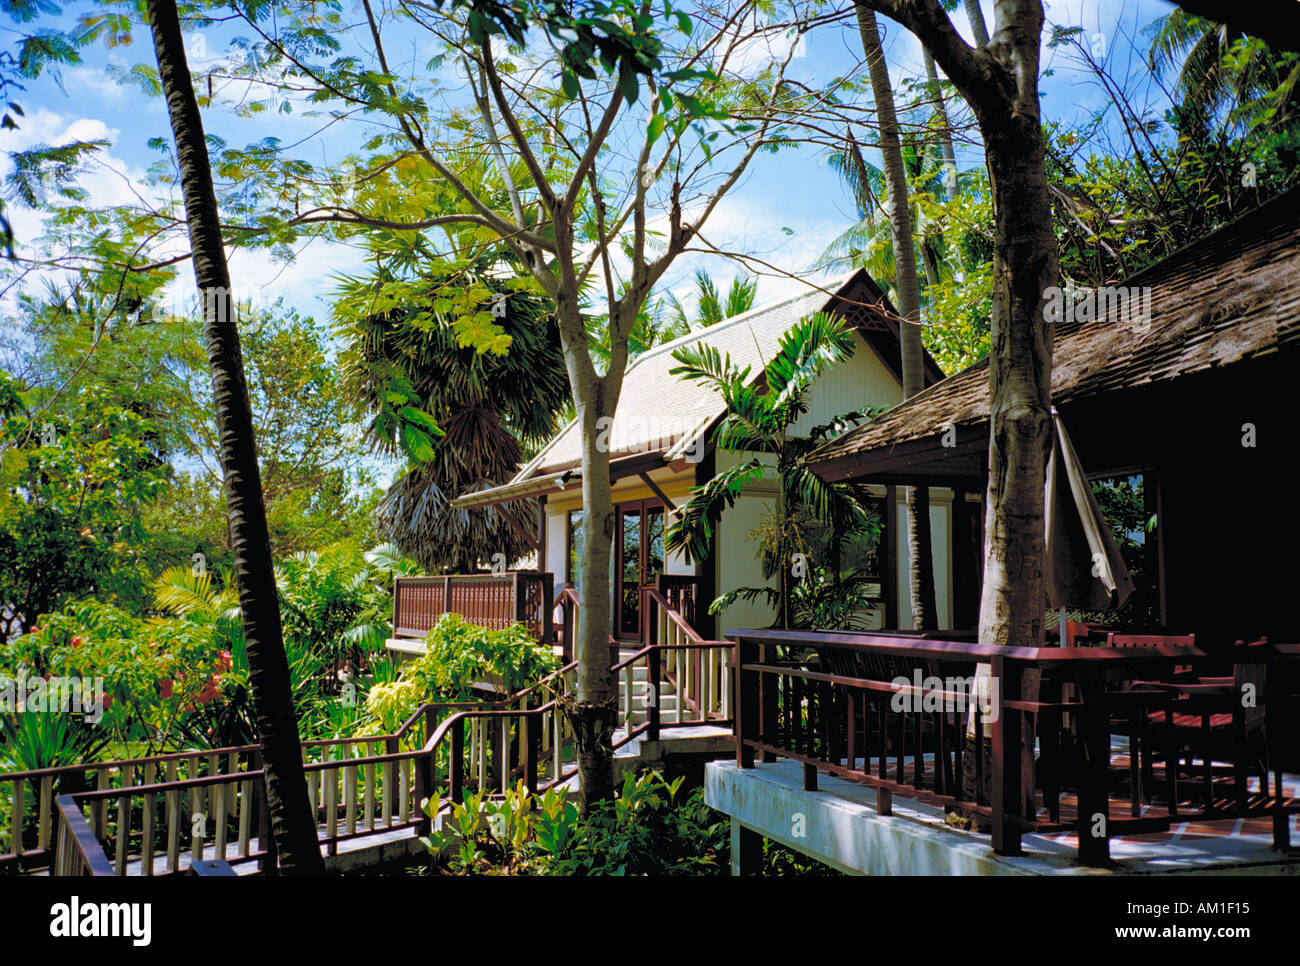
[2,0,1185,327]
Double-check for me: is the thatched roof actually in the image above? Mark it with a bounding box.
[811,186,1300,481]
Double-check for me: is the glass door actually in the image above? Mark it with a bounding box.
[615,499,667,640]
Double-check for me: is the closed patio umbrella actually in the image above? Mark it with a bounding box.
[1044,407,1134,642]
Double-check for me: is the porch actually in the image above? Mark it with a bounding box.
[386,570,708,660]
[708,629,1300,874]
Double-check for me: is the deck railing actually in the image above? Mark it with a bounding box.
[3,697,448,874]
[392,572,553,644]
[24,585,729,876]
[732,629,1300,866]
[643,588,731,730]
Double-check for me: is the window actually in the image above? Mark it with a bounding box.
[1087,471,1160,627]
[566,509,584,587]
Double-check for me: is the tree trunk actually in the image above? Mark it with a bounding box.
[855,2,938,629]
[555,285,618,811]
[145,0,323,875]
[976,120,1056,648]
[924,50,960,200]
[965,0,991,46]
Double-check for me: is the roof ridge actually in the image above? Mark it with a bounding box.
[512,271,859,479]
[622,270,857,371]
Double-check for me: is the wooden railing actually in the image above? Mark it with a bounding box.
[733,629,1300,866]
[392,572,553,644]
[39,663,588,877]
[4,697,445,874]
[30,588,729,876]
[651,575,701,633]
[643,588,731,729]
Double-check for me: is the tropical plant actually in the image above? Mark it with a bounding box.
[665,312,880,628]
[421,772,729,876]
[1146,10,1299,142]
[665,270,758,331]
[336,252,570,573]
[0,376,171,640]
[407,613,560,702]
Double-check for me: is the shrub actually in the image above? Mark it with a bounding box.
[421,771,728,876]
[409,613,559,700]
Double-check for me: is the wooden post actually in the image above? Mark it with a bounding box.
[449,718,464,805]
[648,645,662,742]
[760,642,778,763]
[990,656,1022,856]
[542,577,554,645]
[884,485,899,629]
[413,749,431,836]
[524,711,539,796]
[803,762,819,792]
[736,637,757,768]
[1076,663,1111,866]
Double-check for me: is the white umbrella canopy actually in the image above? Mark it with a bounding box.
[1043,407,1135,627]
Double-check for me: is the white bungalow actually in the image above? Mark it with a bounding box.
[447,268,956,643]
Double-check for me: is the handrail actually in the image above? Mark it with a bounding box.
[727,626,1228,662]
[646,589,707,643]
[54,795,116,877]
[732,630,1300,866]
[20,586,729,875]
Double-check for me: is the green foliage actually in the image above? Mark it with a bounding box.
[0,703,110,772]
[546,772,728,875]
[666,313,882,628]
[0,597,230,749]
[406,613,559,701]
[420,770,841,876]
[423,771,727,875]
[354,613,558,739]
[0,375,170,640]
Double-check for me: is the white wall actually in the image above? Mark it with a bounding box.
[791,331,905,434]
[894,489,954,630]
[712,334,913,634]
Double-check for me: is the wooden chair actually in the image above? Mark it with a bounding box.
[1101,634,1197,813]
[1117,639,1282,820]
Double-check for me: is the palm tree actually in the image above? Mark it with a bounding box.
[335,257,570,572]
[144,0,323,874]
[964,0,990,46]
[665,312,877,629]
[852,3,938,629]
[1147,10,1299,141]
[664,270,758,330]
[586,270,757,372]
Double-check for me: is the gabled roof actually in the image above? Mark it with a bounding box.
[810,186,1300,481]
[514,268,944,480]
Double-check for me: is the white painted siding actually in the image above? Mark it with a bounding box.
[894,489,954,630]
[791,331,904,435]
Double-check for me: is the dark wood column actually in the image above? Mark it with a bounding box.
[883,485,899,629]
[694,446,717,639]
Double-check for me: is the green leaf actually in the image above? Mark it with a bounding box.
[646,112,666,146]
[618,64,639,105]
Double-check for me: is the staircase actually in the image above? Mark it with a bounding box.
[617,648,681,728]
